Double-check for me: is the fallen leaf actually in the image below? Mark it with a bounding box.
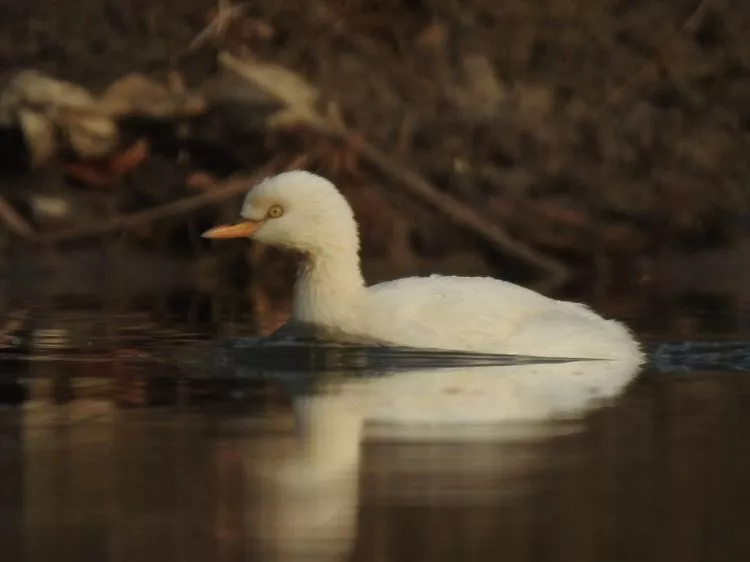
[217,51,340,132]
[0,69,97,122]
[62,112,119,159]
[17,108,56,166]
[108,138,149,175]
[0,69,118,164]
[63,138,148,188]
[98,73,206,119]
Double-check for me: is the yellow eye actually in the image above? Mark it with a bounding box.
[267,204,284,218]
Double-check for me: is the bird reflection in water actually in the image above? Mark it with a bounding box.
[235,347,641,562]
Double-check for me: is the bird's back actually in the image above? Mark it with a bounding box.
[364,274,641,361]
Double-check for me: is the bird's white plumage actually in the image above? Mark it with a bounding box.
[224,170,645,422]
[239,171,642,359]
[365,275,640,359]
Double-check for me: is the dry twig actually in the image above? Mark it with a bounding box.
[189,0,247,52]
[34,161,281,245]
[597,0,716,114]
[218,51,570,287]
[352,141,570,287]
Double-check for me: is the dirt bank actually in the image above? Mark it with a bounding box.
[0,0,748,305]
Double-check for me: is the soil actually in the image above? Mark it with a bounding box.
[1,0,750,304]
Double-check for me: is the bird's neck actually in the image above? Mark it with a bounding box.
[292,246,367,327]
[294,394,364,468]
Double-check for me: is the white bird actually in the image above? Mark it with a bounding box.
[202,170,643,366]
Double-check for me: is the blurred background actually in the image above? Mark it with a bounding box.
[1,0,749,330]
[0,1,749,561]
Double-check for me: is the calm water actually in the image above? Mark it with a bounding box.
[1,277,749,562]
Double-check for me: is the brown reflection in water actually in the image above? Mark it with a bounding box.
[4,220,750,562]
[0,367,747,562]
[356,373,750,562]
[1,272,749,562]
[14,384,252,562]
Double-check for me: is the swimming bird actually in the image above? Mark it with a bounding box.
[202,171,644,366]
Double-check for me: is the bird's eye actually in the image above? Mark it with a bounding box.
[267,204,284,218]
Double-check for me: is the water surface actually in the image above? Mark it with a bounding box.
[1,280,749,562]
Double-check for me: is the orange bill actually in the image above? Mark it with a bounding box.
[201,221,262,239]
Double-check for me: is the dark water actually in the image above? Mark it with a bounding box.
[1,283,749,562]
